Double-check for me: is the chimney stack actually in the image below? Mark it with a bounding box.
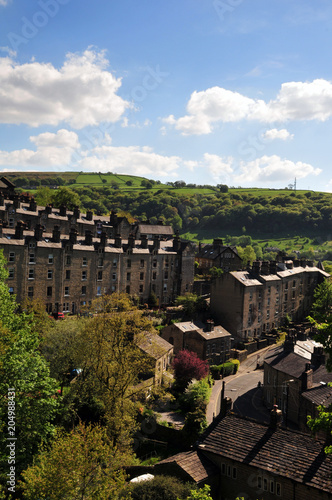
[15,221,25,239]
[52,225,61,243]
[45,205,52,215]
[128,233,135,249]
[0,192,4,206]
[69,228,78,245]
[34,224,43,241]
[84,230,93,245]
[270,405,283,429]
[100,231,107,247]
[206,319,215,332]
[312,346,325,367]
[115,234,122,248]
[73,206,80,219]
[59,204,67,217]
[141,234,148,249]
[29,198,37,212]
[261,261,270,275]
[302,363,313,390]
[13,195,21,209]
[173,232,181,252]
[86,210,93,221]
[153,235,161,250]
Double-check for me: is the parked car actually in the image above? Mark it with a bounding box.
[53,312,65,320]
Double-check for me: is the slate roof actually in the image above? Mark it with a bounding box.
[139,332,173,360]
[198,413,332,494]
[157,450,218,483]
[302,384,332,406]
[265,350,332,385]
[196,244,238,260]
[137,224,174,236]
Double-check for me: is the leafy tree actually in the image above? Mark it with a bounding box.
[176,294,208,318]
[183,484,213,500]
[34,186,53,206]
[21,423,129,500]
[0,251,59,480]
[310,280,332,323]
[67,294,154,451]
[172,350,209,392]
[51,186,81,210]
[179,378,212,412]
[237,245,256,267]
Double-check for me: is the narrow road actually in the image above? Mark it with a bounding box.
[207,344,281,424]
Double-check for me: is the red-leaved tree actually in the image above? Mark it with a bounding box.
[172,350,209,392]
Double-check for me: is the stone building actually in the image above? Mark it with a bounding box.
[210,260,330,341]
[138,332,174,386]
[194,411,332,500]
[263,335,332,431]
[195,238,242,273]
[161,320,232,365]
[0,222,194,314]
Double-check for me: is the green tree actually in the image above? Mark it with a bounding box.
[21,423,129,500]
[0,251,59,480]
[310,280,332,323]
[68,294,154,451]
[176,294,208,318]
[34,186,53,206]
[51,186,81,210]
[182,485,213,500]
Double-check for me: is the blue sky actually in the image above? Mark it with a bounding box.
[1,0,332,191]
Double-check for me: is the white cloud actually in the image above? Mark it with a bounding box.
[0,129,80,167]
[203,153,234,183]
[262,128,294,141]
[78,145,181,177]
[164,79,332,135]
[234,155,322,186]
[0,49,130,128]
[0,46,16,57]
[0,0,9,5]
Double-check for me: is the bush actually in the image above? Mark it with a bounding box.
[123,475,194,500]
[179,377,212,412]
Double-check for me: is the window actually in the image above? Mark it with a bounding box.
[8,268,14,279]
[263,478,268,491]
[276,482,281,496]
[139,284,143,293]
[112,273,117,281]
[82,257,87,266]
[29,253,35,264]
[82,270,87,280]
[9,287,14,295]
[28,268,34,280]
[165,259,169,268]
[267,298,270,306]
[98,257,103,267]
[97,286,102,296]
[126,272,131,281]
[258,302,261,311]
[48,269,53,279]
[268,286,271,294]
[258,290,262,299]
[267,310,270,319]
[152,271,157,280]
[284,293,288,302]
[227,465,231,477]
[270,481,275,494]
[113,259,117,267]
[232,467,237,479]
[249,291,253,300]
[81,286,86,295]
[97,271,103,281]
[127,259,131,268]
[163,283,167,292]
[9,218,14,227]
[48,254,53,264]
[29,241,35,249]
[153,259,157,268]
[285,282,288,290]
[47,286,52,297]
[65,270,71,280]
[257,476,262,490]
[292,280,296,288]
[64,286,69,296]
[111,285,116,292]
[28,286,33,298]
[164,271,168,280]
[66,255,71,266]
[140,272,144,281]
[126,285,130,294]
[292,290,296,299]
[140,259,145,268]
[9,252,15,262]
